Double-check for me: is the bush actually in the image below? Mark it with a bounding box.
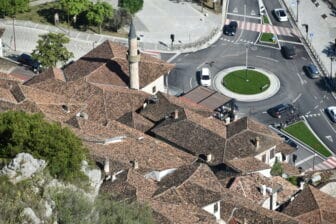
[270,158,283,176]
[105,8,131,32]
[0,111,88,182]
[119,0,143,14]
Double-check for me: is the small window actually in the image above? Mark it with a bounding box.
[262,154,266,162]
[270,148,275,159]
[214,203,218,213]
[152,86,156,93]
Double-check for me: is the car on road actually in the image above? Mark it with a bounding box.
[273,8,288,22]
[200,67,211,87]
[267,103,295,118]
[326,106,336,122]
[18,53,42,73]
[303,64,320,79]
[281,45,296,59]
[223,21,238,36]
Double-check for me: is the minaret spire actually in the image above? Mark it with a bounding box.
[128,19,140,90]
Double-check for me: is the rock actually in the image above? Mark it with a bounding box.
[22,208,41,224]
[44,200,53,218]
[81,160,103,198]
[0,153,46,184]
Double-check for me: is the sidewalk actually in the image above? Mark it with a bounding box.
[282,0,336,77]
[0,0,226,58]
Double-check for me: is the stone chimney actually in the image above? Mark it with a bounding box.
[104,158,110,175]
[128,20,140,90]
[255,137,260,149]
[260,185,266,196]
[133,160,139,170]
[299,181,305,190]
[206,153,213,162]
[270,189,277,210]
[174,109,179,119]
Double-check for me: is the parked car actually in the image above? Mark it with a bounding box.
[223,21,238,36]
[281,45,296,59]
[200,67,211,87]
[303,64,320,79]
[17,53,42,73]
[273,8,288,22]
[326,106,336,122]
[267,103,295,118]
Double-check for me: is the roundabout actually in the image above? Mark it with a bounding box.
[213,66,280,102]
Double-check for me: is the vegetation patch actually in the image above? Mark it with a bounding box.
[262,15,270,24]
[260,32,276,43]
[223,69,270,94]
[284,121,332,157]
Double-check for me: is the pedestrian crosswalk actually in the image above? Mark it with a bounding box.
[307,156,336,171]
[225,19,300,37]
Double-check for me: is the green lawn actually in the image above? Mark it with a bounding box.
[262,15,270,24]
[223,69,270,94]
[284,121,332,157]
[260,32,276,43]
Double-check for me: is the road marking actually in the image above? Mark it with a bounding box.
[235,5,246,44]
[326,135,333,142]
[262,111,267,114]
[255,55,279,62]
[184,53,189,57]
[167,53,181,63]
[314,96,318,100]
[307,111,311,115]
[278,39,303,45]
[189,77,193,89]
[233,7,238,13]
[292,93,302,103]
[226,12,261,19]
[314,105,319,109]
[296,73,305,85]
[319,109,336,134]
[251,10,256,16]
[196,61,206,70]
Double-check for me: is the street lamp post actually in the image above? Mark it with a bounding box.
[296,0,300,22]
[245,44,250,82]
[331,56,335,90]
[12,16,16,51]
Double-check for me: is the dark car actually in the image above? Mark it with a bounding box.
[303,64,319,79]
[18,53,42,73]
[223,21,238,36]
[267,104,295,118]
[281,45,296,59]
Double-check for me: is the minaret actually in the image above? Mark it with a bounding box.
[128,20,140,90]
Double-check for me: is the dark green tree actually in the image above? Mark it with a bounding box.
[0,0,29,17]
[270,158,283,176]
[86,1,113,33]
[120,0,143,14]
[32,32,74,68]
[0,111,87,181]
[59,0,90,24]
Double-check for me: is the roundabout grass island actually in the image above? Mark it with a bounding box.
[222,69,271,95]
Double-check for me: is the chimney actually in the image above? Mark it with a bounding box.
[104,158,110,175]
[128,20,140,90]
[255,137,260,149]
[270,189,277,210]
[225,117,230,124]
[133,160,139,170]
[260,185,266,196]
[299,181,305,190]
[206,153,213,162]
[174,109,179,119]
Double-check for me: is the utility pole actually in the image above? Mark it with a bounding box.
[245,44,249,82]
[12,16,16,51]
[296,0,300,22]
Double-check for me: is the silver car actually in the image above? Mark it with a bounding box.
[274,8,288,22]
[326,106,336,122]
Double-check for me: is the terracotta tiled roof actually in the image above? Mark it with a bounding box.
[226,157,270,173]
[281,162,301,176]
[116,111,154,133]
[276,142,296,155]
[220,190,300,224]
[282,185,336,223]
[24,67,65,86]
[63,40,174,88]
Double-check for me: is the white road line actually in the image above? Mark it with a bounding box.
[292,93,302,103]
[314,105,319,109]
[167,53,181,63]
[262,111,267,114]
[255,55,278,62]
[196,61,206,70]
[320,109,336,134]
[189,78,193,89]
[296,73,305,85]
[307,111,311,115]
[226,12,260,19]
[235,5,246,43]
[278,39,304,45]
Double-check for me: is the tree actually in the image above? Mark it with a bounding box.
[0,0,29,17]
[119,0,143,14]
[106,8,132,32]
[32,32,74,68]
[0,111,88,181]
[86,1,113,34]
[59,0,90,24]
[270,158,283,176]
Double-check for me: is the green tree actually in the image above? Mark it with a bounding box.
[32,32,74,68]
[270,158,283,176]
[0,0,29,17]
[120,0,143,14]
[0,111,87,181]
[87,1,113,34]
[59,0,90,24]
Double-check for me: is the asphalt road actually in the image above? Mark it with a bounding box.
[167,0,336,154]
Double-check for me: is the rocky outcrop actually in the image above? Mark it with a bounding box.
[81,160,103,198]
[0,153,46,183]
[22,208,41,224]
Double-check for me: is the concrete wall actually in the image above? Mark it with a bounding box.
[141,75,165,95]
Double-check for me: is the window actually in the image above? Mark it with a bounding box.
[262,154,266,162]
[214,203,218,213]
[152,86,156,93]
[270,148,275,159]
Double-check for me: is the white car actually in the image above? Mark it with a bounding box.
[326,106,336,122]
[274,8,288,22]
[200,67,211,87]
